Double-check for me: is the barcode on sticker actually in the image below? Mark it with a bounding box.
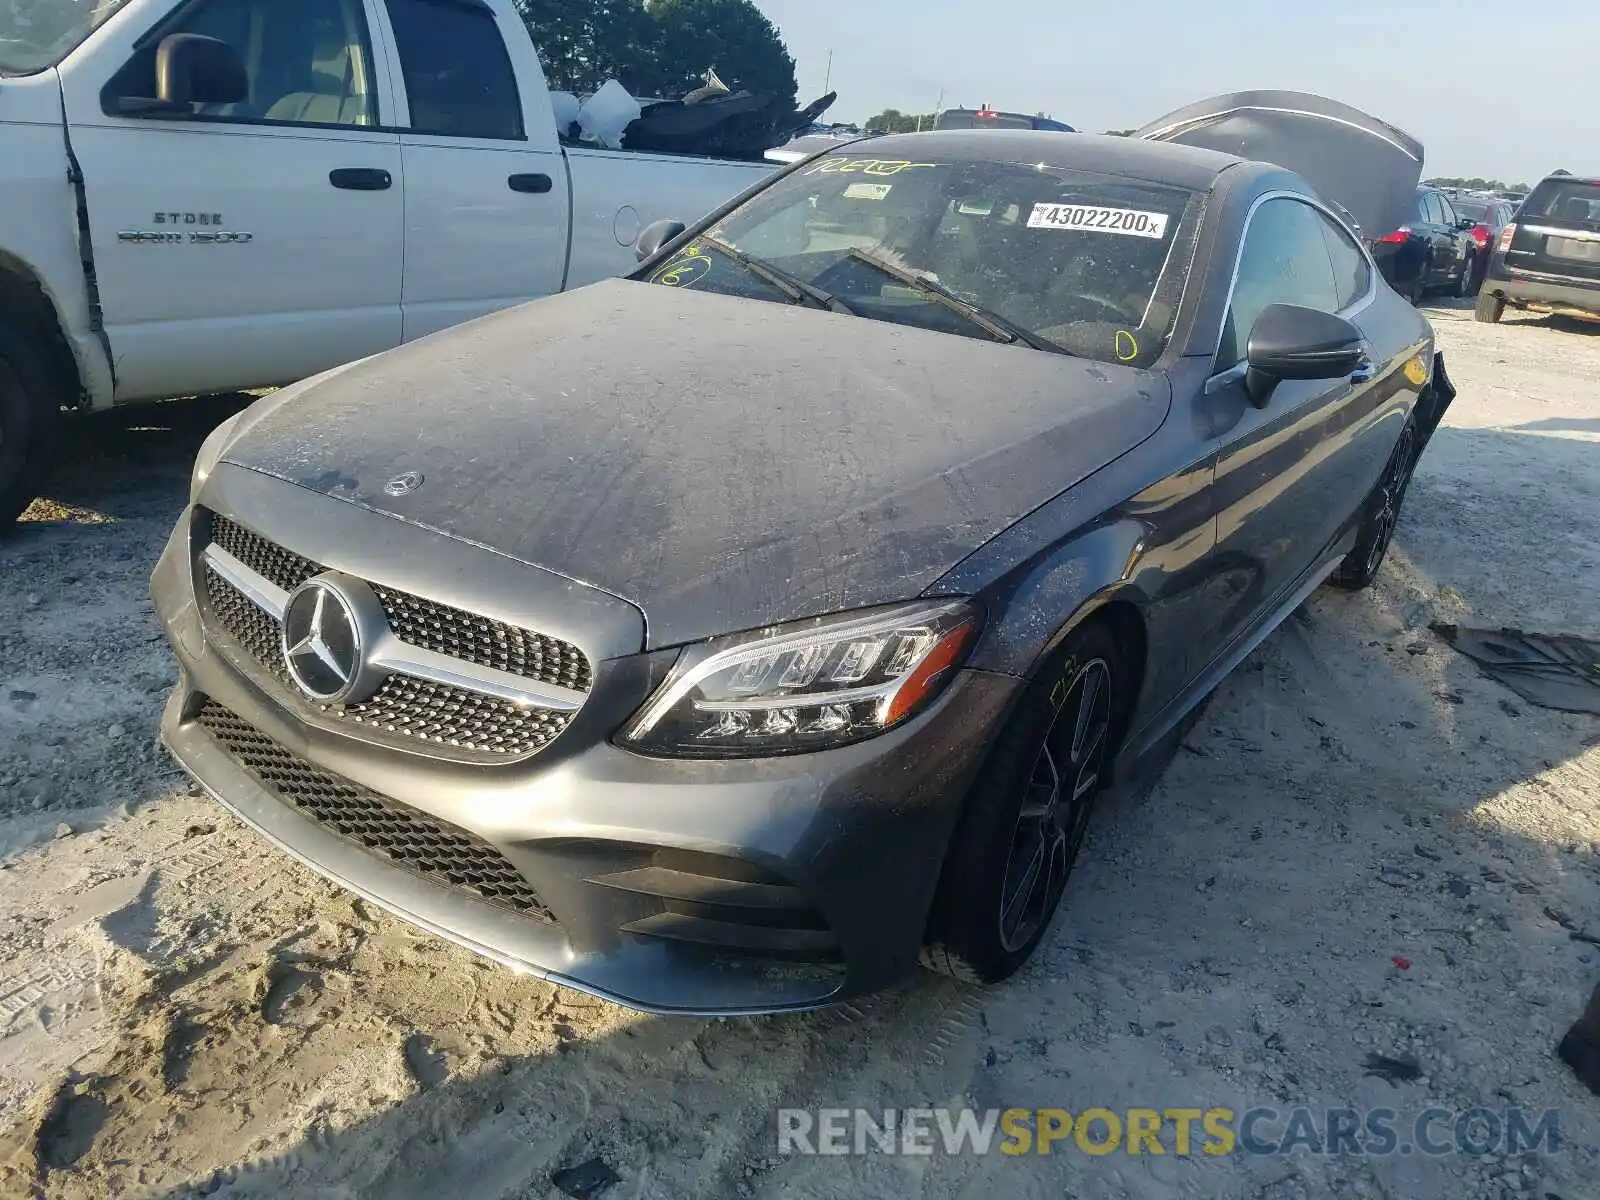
[1028,204,1170,238]
[844,183,893,200]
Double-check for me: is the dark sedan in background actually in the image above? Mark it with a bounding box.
[151,94,1454,1016]
[1372,186,1478,302]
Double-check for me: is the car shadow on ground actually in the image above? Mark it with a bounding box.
[0,420,1590,1200]
[16,394,252,533]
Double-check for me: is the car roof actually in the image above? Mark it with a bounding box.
[856,130,1244,190]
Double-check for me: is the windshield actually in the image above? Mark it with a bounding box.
[1453,200,1491,221]
[645,152,1201,368]
[1523,179,1600,224]
[0,0,130,74]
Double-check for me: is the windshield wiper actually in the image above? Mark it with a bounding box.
[699,234,857,315]
[843,248,1071,354]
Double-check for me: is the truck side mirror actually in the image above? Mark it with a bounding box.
[636,219,687,263]
[155,34,248,108]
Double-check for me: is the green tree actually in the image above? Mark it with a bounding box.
[1424,176,1533,193]
[863,109,938,133]
[518,0,796,104]
[516,0,652,94]
[634,0,797,105]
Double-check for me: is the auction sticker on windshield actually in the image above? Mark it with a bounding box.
[1028,204,1170,238]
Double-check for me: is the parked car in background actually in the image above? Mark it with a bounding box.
[1451,196,1518,291]
[152,96,1455,1015]
[1477,172,1600,324]
[0,0,778,530]
[935,107,1076,132]
[1371,187,1477,303]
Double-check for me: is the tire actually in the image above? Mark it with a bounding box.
[1475,291,1505,324]
[921,620,1128,984]
[1329,420,1419,591]
[1455,253,1476,298]
[0,321,62,532]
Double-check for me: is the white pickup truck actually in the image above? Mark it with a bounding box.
[0,0,778,527]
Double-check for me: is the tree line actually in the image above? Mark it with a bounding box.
[517,0,797,105]
[1425,176,1534,194]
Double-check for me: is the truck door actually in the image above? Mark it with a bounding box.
[55,0,404,403]
[370,0,570,342]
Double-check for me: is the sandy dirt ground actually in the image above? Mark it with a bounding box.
[0,299,1597,1200]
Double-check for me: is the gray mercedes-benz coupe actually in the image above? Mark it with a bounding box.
[152,93,1455,1015]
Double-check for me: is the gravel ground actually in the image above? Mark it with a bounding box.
[0,300,1597,1200]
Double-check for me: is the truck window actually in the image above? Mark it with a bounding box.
[102,0,379,127]
[384,0,523,140]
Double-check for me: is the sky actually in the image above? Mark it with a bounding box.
[753,0,1593,186]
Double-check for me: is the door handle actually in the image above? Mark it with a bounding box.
[508,173,554,194]
[329,168,392,191]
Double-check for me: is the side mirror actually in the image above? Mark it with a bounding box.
[155,34,247,108]
[1455,217,1476,232]
[1243,304,1366,408]
[636,219,687,263]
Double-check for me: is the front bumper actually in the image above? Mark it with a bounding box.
[1484,267,1600,318]
[151,487,1019,1016]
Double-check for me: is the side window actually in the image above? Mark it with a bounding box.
[1422,194,1446,225]
[1218,198,1339,366]
[385,0,523,140]
[1437,196,1459,226]
[1316,210,1372,309]
[103,0,380,127]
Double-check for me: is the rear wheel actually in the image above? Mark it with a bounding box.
[1475,291,1505,323]
[1330,420,1419,591]
[921,620,1126,984]
[1455,252,1476,298]
[0,323,62,533]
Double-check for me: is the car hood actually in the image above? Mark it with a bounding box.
[223,280,1169,649]
[1136,90,1424,239]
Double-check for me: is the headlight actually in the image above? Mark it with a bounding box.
[190,412,242,502]
[620,600,981,758]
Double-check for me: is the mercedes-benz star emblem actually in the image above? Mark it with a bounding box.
[281,579,364,703]
[384,471,424,497]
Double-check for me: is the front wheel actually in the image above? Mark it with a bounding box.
[1330,421,1419,591]
[1455,253,1477,298]
[0,323,62,532]
[921,620,1126,984]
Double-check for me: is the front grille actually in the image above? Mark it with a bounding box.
[209,513,591,692]
[196,702,556,922]
[212,514,318,593]
[201,513,590,758]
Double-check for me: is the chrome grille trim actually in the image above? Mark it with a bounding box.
[200,543,586,715]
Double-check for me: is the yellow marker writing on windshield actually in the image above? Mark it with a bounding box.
[1115,330,1140,362]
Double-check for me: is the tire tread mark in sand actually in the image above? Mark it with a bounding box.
[0,951,104,1028]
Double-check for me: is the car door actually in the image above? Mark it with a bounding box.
[1435,194,1469,278]
[56,0,404,403]
[372,0,570,343]
[1193,195,1377,662]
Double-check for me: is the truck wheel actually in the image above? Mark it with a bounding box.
[0,323,61,532]
[921,620,1128,984]
[1474,292,1505,324]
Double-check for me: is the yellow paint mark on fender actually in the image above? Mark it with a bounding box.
[1403,355,1429,387]
[1115,330,1140,362]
